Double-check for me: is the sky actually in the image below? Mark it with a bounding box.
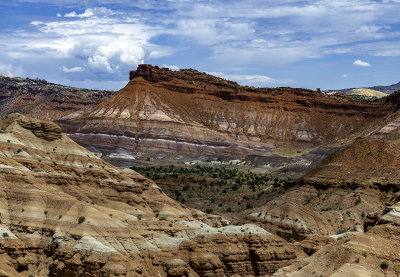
[0,0,399,91]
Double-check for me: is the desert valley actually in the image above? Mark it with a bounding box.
[1,1,400,276]
[0,64,399,276]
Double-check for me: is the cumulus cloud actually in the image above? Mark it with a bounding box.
[0,7,173,89]
[0,64,24,78]
[209,72,292,87]
[353,59,371,67]
[162,64,180,71]
[342,74,349,78]
[64,7,113,18]
[0,0,400,89]
[62,66,84,73]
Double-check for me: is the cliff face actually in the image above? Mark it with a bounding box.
[0,114,296,276]
[0,75,114,120]
[57,64,395,166]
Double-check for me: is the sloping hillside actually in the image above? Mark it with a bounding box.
[56,64,396,167]
[347,88,388,98]
[0,74,114,119]
[0,113,296,276]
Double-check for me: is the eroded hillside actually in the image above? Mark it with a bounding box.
[57,65,396,168]
[245,103,400,276]
[0,113,299,276]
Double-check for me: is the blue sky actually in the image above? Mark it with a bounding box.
[0,0,399,91]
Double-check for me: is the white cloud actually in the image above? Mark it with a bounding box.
[353,59,371,67]
[1,0,400,89]
[0,7,172,88]
[62,66,84,73]
[209,72,292,87]
[162,64,180,71]
[88,55,113,73]
[64,7,113,18]
[0,64,24,77]
[342,74,349,78]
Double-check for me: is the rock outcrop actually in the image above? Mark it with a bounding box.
[0,75,114,120]
[8,113,62,141]
[57,64,396,167]
[246,103,400,275]
[0,114,296,276]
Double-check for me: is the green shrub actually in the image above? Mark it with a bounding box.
[380,261,389,269]
[78,216,85,224]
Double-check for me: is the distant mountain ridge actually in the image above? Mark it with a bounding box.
[0,74,115,119]
[336,80,400,94]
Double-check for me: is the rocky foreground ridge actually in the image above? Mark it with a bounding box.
[0,113,300,276]
[1,114,400,276]
[0,75,114,120]
[244,104,400,276]
[57,64,397,167]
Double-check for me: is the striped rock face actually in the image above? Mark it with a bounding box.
[0,114,297,276]
[57,65,395,168]
[246,105,400,276]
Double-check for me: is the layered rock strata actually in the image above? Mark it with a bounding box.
[246,106,400,275]
[0,114,296,276]
[57,65,396,166]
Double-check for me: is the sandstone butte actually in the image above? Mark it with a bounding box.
[0,113,298,276]
[55,64,398,168]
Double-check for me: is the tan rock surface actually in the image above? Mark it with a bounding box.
[247,104,400,275]
[0,114,296,276]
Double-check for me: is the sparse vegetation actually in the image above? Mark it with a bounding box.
[2,232,9,237]
[78,216,85,224]
[362,251,368,257]
[336,228,346,235]
[131,165,288,214]
[380,260,389,269]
